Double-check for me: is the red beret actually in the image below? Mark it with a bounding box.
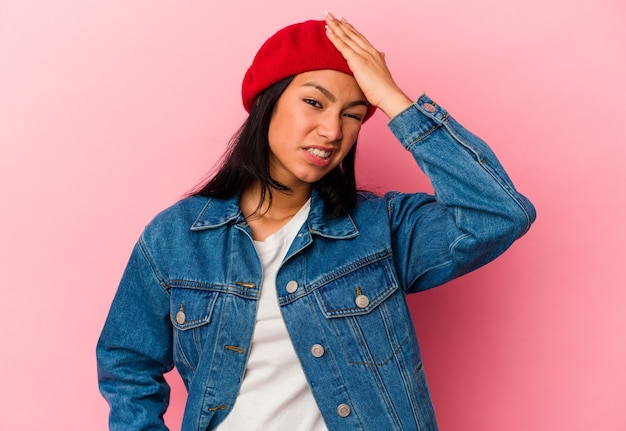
[241,20,376,121]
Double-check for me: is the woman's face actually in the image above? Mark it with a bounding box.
[267,69,368,190]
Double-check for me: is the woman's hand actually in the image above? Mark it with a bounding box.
[324,11,413,119]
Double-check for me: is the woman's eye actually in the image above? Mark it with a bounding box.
[344,113,363,121]
[304,99,322,108]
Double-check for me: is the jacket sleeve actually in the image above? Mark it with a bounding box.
[96,236,174,430]
[386,94,536,292]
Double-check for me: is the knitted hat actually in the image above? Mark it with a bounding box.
[241,20,376,121]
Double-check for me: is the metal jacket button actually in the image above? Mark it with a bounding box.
[423,102,436,113]
[175,304,186,324]
[337,403,351,417]
[355,294,369,309]
[286,280,298,293]
[311,344,325,358]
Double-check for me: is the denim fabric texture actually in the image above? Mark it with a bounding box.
[97,94,536,431]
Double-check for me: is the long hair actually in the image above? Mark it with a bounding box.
[190,76,358,218]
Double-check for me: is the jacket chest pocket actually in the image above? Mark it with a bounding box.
[170,286,219,372]
[313,260,411,367]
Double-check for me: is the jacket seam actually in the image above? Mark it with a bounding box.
[138,235,170,295]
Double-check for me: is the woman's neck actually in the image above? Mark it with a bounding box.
[241,183,311,241]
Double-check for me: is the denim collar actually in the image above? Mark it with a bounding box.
[190,189,359,240]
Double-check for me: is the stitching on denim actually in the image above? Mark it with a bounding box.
[405,123,440,150]
[173,330,194,372]
[350,314,404,429]
[322,284,396,317]
[449,232,470,252]
[167,279,259,300]
[309,249,393,290]
[138,236,169,294]
[172,315,210,329]
[380,296,424,428]
[334,296,410,367]
[442,120,533,233]
[345,334,409,367]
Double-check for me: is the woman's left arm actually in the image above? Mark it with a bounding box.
[326,12,536,291]
[385,98,536,291]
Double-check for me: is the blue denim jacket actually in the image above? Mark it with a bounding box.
[97,95,535,430]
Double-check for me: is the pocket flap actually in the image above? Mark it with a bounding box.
[314,262,398,318]
[170,287,218,330]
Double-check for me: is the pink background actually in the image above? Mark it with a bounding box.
[1,0,625,429]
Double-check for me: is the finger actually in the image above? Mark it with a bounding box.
[326,22,382,72]
[325,14,373,55]
[335,17,373,51]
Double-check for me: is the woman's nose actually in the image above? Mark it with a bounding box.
[317,113,343,142]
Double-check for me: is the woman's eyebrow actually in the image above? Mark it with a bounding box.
[302,82,336,101]
[301,82,369,109]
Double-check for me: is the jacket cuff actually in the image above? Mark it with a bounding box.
[388,94,449,149]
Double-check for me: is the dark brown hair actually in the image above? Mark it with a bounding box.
[190,76,358,218]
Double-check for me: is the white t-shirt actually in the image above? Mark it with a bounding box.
[217,199,327,431]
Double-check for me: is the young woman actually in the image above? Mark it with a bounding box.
[97,12,536,431]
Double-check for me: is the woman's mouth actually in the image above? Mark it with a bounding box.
[304,147,334,167]
[306,148,332,159]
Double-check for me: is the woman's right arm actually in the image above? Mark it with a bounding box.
[97,237,174,430]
